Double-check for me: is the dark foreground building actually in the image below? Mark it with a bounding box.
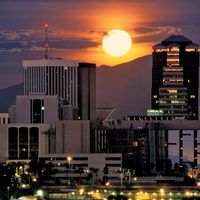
[152,35,199,119]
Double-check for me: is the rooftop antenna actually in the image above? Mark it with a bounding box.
[44,23,49,59]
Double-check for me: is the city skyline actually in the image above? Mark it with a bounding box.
[0,0,200,88]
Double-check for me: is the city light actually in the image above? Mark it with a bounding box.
[37,190,43,197]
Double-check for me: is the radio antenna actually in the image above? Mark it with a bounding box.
[44,23,48,59]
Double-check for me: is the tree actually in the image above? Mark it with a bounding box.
[86,171,93,185]
[78,167,84,185]
[103,165,109,185]
[0,163,17,200]
[93,168,99,185]
[164,159,172,173]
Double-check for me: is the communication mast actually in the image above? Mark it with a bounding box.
[44,23,49,59]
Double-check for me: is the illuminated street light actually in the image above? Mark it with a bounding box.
[7,186,10,200]
[37,189,43,197]
[67,156,72,185]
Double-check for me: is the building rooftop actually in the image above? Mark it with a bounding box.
[153,43,166,49]
[168,43,180,47]
[162,35,192,44]
[186,42,199,48]
[96,107,115,121]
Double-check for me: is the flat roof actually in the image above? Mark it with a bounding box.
[23,58,79,67]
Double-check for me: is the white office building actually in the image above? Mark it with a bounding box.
[23,59,79,106]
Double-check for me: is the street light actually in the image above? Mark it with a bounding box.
[67,156,72,185]
[120,168,124,189]
[7,186,10,200]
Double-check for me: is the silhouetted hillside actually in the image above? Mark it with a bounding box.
[0,55,152,118]
[96,55,152,119]
[0,83,23,112]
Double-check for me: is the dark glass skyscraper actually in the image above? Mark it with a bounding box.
[152,35,199,119]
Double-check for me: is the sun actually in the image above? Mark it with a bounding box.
[102,29,132,57]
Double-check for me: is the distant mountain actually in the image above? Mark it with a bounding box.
[96,55,152,119]
[0,83,23,112]
[0,55,152,118]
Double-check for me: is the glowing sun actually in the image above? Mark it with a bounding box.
[102,29,132,57]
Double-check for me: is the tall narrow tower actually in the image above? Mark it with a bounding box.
[78,63,96,120]
[44,23,49,59]
[151,35,199,119]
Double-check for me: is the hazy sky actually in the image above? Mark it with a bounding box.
[0,0,200,88]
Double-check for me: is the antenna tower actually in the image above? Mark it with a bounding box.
[44,23,48,59]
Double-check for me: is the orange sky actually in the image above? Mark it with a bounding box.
[1,0,200,68]
[43,1,195,66]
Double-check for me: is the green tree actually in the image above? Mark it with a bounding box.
[103,165,109,185]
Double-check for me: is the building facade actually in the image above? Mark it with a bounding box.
[23,59,79,107]
[91,123,167,174]
[39,153,122,183]
[13,95,59,124]
[152,35,200,119]
[78,63,96,120]
[92,119,200,172]
[0,124,50,162]
[0,113,10,124]
[22,59,96,120]
[55,120,90,154]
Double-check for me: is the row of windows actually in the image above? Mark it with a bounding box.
[164,110,187,114]
[0,117,10,124]
[163,74,183,78]
[160,89,187,94]
[159,95,187,98]
[159,100,187,104]
[163,79,183,83]
[41,157,121,161]
[160,105,187,109]
[9,127,39,160]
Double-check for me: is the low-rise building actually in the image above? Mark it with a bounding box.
[39,153,122,185]
[0,124,50,162]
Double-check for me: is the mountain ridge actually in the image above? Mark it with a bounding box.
[0,55,152,118]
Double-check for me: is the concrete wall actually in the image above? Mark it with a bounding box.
[56,120,90,154]
[39,153,122,179]
[15,95,58,124]
[0,124,50,162]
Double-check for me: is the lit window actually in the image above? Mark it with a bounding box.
[190,95,195,98]
[153,95,157,98]
[186,48,198,52]
[171,100,179,104]
[167,90,177,93]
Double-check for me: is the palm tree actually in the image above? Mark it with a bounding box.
[92,168,99,185]
[78,167,84,185]
[103,165,109,185]
[0,162,17,200]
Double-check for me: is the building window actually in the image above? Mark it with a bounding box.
[32,99,42,123]
[8,127,18,159]
[19,127,28,159]
[105,157,121,161]
[106,164,121,167]
[30,127,39,160]
[73,157,88,161]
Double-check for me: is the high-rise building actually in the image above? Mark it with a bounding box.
[22,59,96,120]
[78,62,96,120]
[23,59,79,107]
[152,35,200,119]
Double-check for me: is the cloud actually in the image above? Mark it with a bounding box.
[133,26,182,43]
[0,29,99,52]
